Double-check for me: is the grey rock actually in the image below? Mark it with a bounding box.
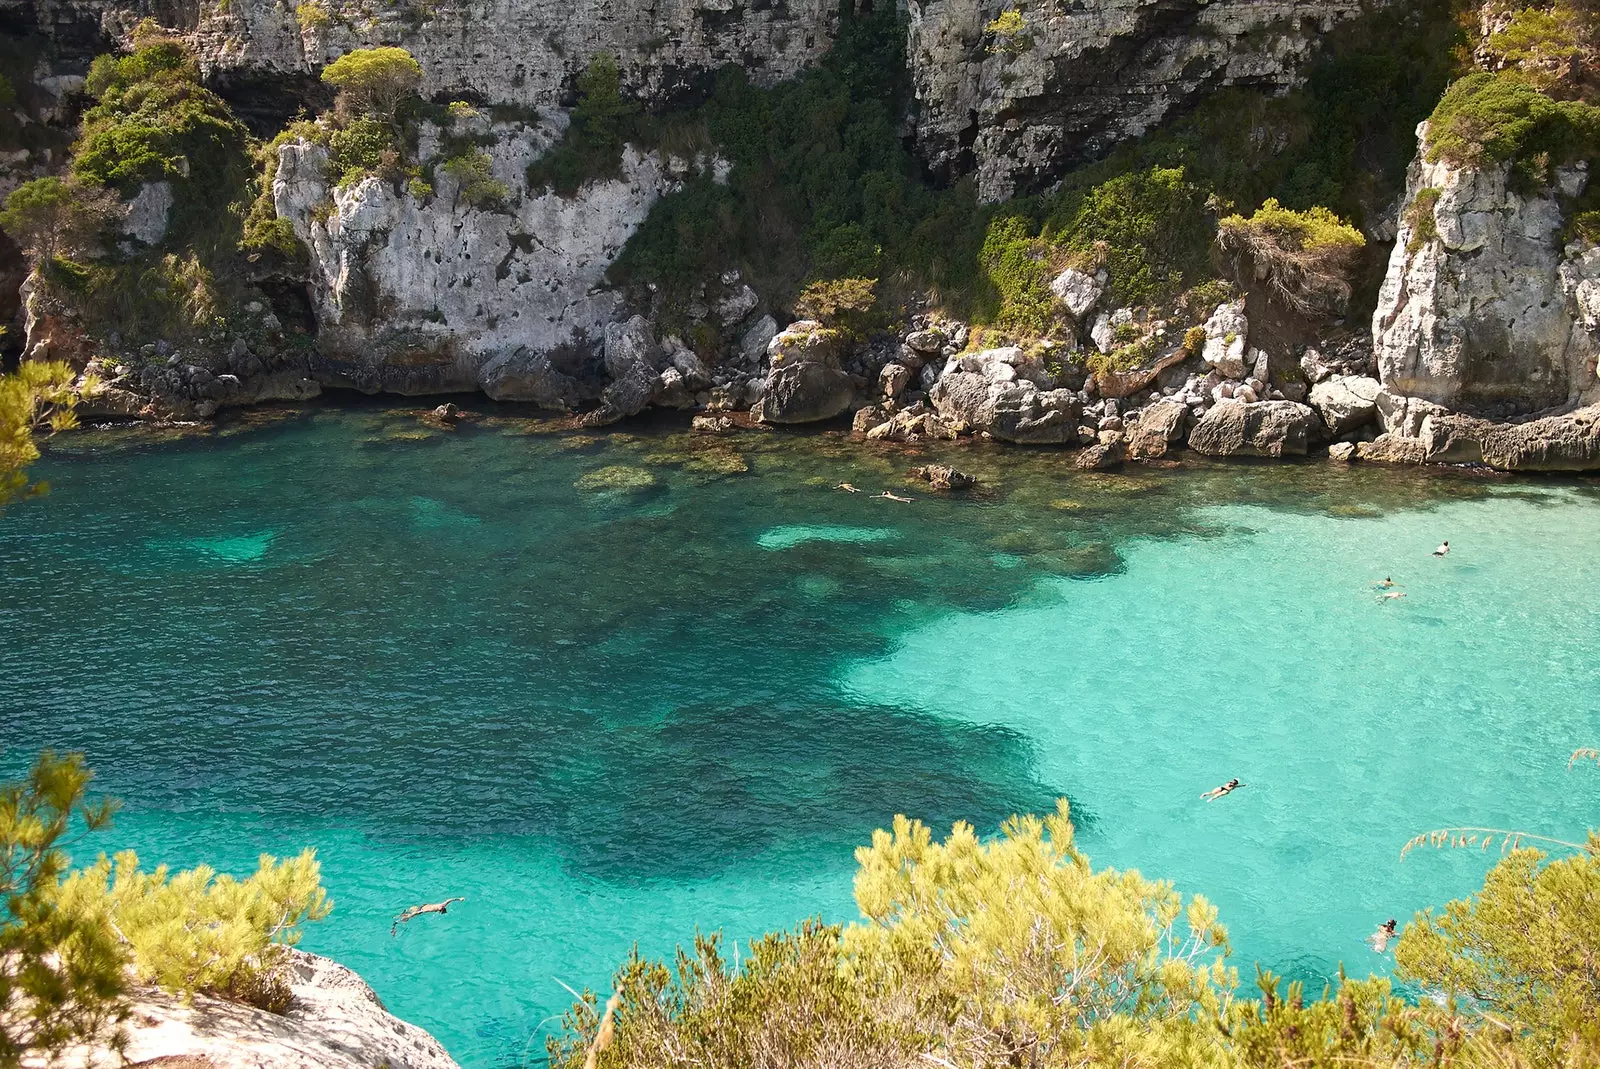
[1309,374,1382,435]
[1125,399,1187,460]
[480,347,582,409]
[1188,399,1324,457]
[1201,301,1249,379]
[740,315,779,365]
[753,361,856,423]
[905,328,947,355]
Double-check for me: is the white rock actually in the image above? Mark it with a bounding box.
[1201,301,1249,379]
[1048,267,1104,319]
[1090,313,1115,354]
[1309,374,1382,435]
[59,949,459,1069]
[123,181,173,245]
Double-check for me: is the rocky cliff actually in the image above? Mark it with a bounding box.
[1373,125,1598,417]
[905,0,1390,200]
[273,112,693,402]
[38,949,460,1069]
[10,0,837,111]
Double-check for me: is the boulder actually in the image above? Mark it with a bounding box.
[1048,267,1105,319]
[603,314,659,379]
[1090,313,1115,354]
[1094,343,1190,400]
[1201,301,1249,379]
[1328,441,1357,462]
[910,464,975,491]
[1125,399,1188,459]
[654,367,697,409]
[715,284,760,325]
[740,315,779,364]
[1309,375,1382,435]
[905,328,946,355]
[852,404,890,435]
[479,348,582,409]
[766,321,843,367]
[691,414,738,435]
[1075,440,1125,470]
[1357,433,1431,465]
[880,362,913,400]
[1375,388,1449,436]
[930,367,1080,444]
[432,402,460,422]
[1188,400,1324,458]
[753,361,855,423]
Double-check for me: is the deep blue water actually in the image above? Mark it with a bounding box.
[2,402,1597,1067]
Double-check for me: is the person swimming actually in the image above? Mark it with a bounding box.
[1368,918,1399,953]
[835,482,862,493]
[1200,778,1243,801]
[876,491,914,503]
[1376,577,1396,588]
[1378,591,1407,602]
[1434,541,1450,556]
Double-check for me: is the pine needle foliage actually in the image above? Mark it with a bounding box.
[0,361,90,509]
[0,752,127,1069]
[54,849,331,1010]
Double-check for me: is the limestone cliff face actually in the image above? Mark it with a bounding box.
[11,0,837,108]
[274,113,697,401]
[905,0,1387,201]
[1372,124,1599,416]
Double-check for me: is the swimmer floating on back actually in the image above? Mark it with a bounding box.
[876,491,915,503]
[835,482,861,493]
[1200,778,1243,801]
[1378,591,1408,602]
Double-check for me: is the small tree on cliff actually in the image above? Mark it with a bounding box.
[1216,199,1365,317]
[321,46,424,127]
[0,178,114,263]
[0,752,128,1068]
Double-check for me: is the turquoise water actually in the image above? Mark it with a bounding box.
[2,402,1598,1067]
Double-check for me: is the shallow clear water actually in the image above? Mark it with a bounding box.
[2,402,1597,1067]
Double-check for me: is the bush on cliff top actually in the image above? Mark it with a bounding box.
[1217,199,1366,317]
[72,34,251,256]
[1425,71,1600,181]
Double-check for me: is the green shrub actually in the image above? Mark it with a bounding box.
[55,849,330,1011]
[984,10,1031,56]
[977,214,1056,336]
[440,149,508,209]
[1182,325,1207,354]
[526,54,636,195]
[71,38,251,256]
[321,47,422,124]
[793,277,878,336]
[0,178,116,261]
[1216,198,1365,316]
[1425,71,1600,185]
[1405,186,1442,253]
[1048,166,1214,309]
[328,116,395,187]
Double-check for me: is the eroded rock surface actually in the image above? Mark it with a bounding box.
[1373,124,1599,414]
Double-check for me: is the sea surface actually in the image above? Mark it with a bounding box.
[2,401,1598,1067]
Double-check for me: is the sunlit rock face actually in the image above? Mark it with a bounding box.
[904,0,1389,201]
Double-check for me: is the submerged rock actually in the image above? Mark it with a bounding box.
[909,464,975,491]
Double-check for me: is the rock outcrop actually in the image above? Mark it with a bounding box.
[51,949,459,1069]
[1373,124,1599,415]
[1309,374,1382,436]
[274,121,690,402]
[752,321,855,423]
[905,0,1391,201]
[929,347,1079,443]
[1188,399,1323,457]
